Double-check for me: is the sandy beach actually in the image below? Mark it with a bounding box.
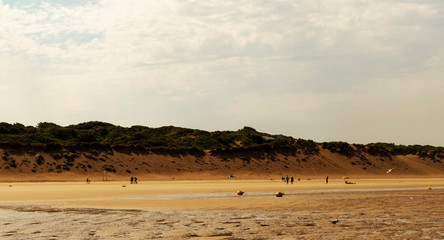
[1,178,443,239]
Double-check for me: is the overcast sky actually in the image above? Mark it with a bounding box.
[1,0,443,146]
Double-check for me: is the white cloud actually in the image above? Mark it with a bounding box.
[0,0,443,145]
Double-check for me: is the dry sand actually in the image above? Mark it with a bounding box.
[1,178,443,239]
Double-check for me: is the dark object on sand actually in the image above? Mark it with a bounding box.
[330,219,339,224]
[276,191,284,197]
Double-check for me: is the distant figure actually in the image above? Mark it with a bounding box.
[290,176,294,184]
[134,177,138,184]
[326,176,329,184]
[130,177,134,184]
[286,175,289,184]
[282,176,285,182]
[86,178,90,184]
[298,178,300,181]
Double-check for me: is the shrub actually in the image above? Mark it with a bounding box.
[322,142,356,158]
[102,164,116,172]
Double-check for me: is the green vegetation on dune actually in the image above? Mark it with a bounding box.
[0,122,443,160]
[321,141,443,160]
[0,122,291,150]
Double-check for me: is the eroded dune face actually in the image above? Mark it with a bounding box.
[1,143,443,182]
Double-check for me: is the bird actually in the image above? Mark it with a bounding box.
[330,219,339,224]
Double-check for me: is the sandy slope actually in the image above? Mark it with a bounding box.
[1,146,443,182]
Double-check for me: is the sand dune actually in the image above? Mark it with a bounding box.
[1,146,443,182]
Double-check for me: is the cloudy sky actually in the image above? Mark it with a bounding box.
[1,0,443,146]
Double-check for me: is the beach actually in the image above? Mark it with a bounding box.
[1,178,443,239]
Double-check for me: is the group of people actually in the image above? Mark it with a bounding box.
[282,175,295,184]
[130,176,138,184]
[86,177,139,184]
[280,175,356,185]
[280,175,331,185]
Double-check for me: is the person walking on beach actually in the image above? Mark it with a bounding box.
[286,175,289,184]
[134,177,138,184]
[291,176,294,184]
[326,176,329,184]
[130,177,134,184]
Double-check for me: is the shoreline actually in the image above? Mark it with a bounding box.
[1,178,443,210]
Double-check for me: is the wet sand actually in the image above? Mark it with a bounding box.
[1,178,443,239]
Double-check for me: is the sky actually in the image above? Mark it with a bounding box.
[1,0,443,146]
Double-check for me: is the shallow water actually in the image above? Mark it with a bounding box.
[115,186,444,201]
